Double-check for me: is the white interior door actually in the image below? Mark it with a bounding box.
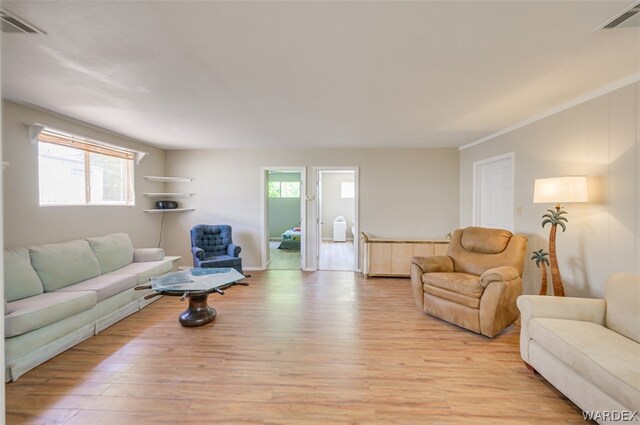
[473,154,514,231]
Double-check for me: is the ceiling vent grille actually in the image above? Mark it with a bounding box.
[601,2,640,29]
[1,8,45,34]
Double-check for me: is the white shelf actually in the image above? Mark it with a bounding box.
[144,176,192,183]
[143,193,195,198]
[143,208,195,213]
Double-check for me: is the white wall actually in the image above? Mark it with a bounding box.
[460,82,639,298]
[2,101,167,249]
[321,172,355,240]
[164,148,459,269]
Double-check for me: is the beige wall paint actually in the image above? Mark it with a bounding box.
[460,82,639,299]
[164,148,459,269]
[2,101,167,249]
[320,172,355,240]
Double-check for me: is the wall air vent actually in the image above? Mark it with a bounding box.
[601,2,640,29]
[1,8,46,34]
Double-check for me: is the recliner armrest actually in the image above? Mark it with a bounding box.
[410,256,453,274]
[191,247,205,260]
[480,266,520,288]
[133,248,165,262]
[227,244,241,257]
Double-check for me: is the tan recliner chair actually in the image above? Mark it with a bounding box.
[411,227,528,337]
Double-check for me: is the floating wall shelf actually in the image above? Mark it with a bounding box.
[143,193,195,198]
[143,208,195,213]
[144,176,192,183]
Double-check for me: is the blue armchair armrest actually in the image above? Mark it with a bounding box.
[227,244,241,257]
[191,246,205,261]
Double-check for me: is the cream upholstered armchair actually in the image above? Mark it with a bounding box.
[410,227,528,337]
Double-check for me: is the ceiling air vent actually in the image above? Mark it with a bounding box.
[601,2,640,29]
[1,8,45,34]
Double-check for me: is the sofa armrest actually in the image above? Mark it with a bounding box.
[191,247,205,261]
[480,266,520,288]
[479,274,522,337]
[133,248,165,262]
[227,244,241,257]
[410,256,453,274]
[517,295,606,362]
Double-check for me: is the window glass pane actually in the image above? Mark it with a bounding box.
[281,182,300,198]
[268,182,281,198]
[341,182,354,198]
[39,143,86,205]
[89,152,131,204]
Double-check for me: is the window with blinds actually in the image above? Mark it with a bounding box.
[38,129,135,206]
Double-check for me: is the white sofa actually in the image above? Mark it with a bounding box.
[4,233,177,382]
[517,273,640,424]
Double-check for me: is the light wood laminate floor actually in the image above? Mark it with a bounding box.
[6,271,588,424]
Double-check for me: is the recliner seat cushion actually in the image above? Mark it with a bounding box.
[5,291,97,337]
[57,274,138,302]
[529,318,640,410]
[422,272,484,299]
[29,240,102,292]
[86,233,134,274]
[4,247,44,302]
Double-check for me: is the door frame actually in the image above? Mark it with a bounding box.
[312,166,360,272]
[261,166,306,270]
[472,152,515,231]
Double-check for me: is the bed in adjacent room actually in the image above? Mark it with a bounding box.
[279,227,301,250]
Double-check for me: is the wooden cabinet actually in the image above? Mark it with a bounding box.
[362,232,449,278]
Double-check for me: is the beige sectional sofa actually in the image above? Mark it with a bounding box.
[4,233,177,382]
[517,273,640,424]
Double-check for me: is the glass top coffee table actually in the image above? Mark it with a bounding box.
[136,268,249,327]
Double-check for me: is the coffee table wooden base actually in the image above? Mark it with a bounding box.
[179,294,217,327]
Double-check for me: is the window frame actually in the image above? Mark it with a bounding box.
[37,128,136,206]
[267,181,301,198]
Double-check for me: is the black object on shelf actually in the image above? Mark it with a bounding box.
[156,200,179,209]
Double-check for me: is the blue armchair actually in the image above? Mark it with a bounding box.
[190,224,243,274]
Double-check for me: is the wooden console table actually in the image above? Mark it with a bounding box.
[362,232,449,278]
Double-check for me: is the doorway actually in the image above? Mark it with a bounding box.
[473,153,514,231]
[315,168,359,271]
[261,167,306,270]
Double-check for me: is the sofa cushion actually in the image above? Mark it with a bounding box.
[422,272,484,299]
[106,260,171,284]
[605,273,640,344]
[57,274,138,303]
[87,233,134,274]
[29,240,101,292]
[529,318,640,410]
[5,291,97,337]
[4,247,43,302]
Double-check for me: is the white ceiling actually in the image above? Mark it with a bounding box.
[1,1,638,150]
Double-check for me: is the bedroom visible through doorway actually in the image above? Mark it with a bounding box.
[265,170,303,270]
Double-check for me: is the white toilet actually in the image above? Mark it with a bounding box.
[333,216,347,242]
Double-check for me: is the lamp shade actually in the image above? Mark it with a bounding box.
[533,176,588,204]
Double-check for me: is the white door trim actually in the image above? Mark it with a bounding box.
[312,166,360,272]
[261,166,306,270]
[472,152,515,230]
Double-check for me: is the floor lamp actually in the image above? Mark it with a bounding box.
[533,176,588,296]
